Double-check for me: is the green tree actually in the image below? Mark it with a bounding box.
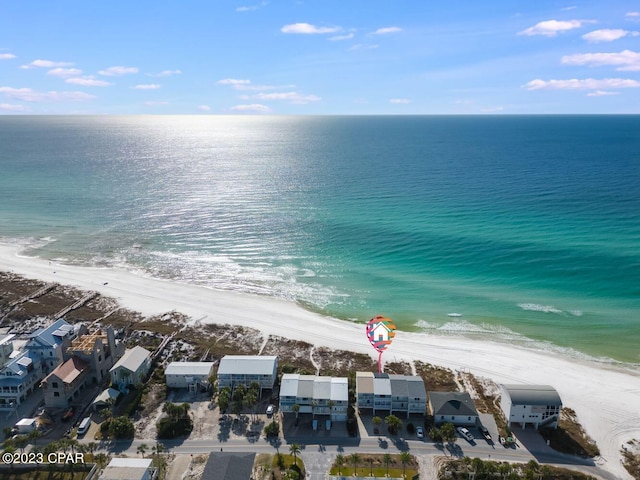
[498,462,512,479]
[429,427,443,444]
[372,416,382,433]
[137,443,148,458]
[350,453,360,476]
[385,414,403,435]
[244,389,258,421]
[400,452,412,478]
[440,423,457,445]
[289,443,301,466]
[264,421,280,438]
[292,403,300,421]
[109,416,135,439]
[335,454,345,475]
[383,453,392,476]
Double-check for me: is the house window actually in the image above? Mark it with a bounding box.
[440,416,444,420]
[50,351,53,356]
[54,392,60,397]
[52,382,59,389]
[468,417,471,421]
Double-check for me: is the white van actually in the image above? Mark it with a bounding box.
[77,417,91,436]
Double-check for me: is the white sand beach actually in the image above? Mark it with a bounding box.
[1,244,638,479]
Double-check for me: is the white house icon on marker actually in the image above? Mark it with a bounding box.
[372,322,392,342]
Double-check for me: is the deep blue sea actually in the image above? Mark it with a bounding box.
[1,115,639,364]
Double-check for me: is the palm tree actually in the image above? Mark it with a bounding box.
[383,453,392,477]
[335,454,345,475]
[351,453,360,476]
[137,443,148,458]
[399,452,411,478]
[328,400,335,416]
[497,462,512,479]
[385,415,402,435]
[292,403,300,424]
[372,416,382,434]
[289,443,301,466]
[311,400,318,419]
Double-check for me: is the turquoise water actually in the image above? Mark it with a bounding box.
[0,115,639,363]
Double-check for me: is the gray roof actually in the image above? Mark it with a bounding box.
[406,377,427,398]
[110,346,151,374]
[429,392,478,417]
[201,452,255,480]
[389,376,409,397]
[501,384,562,406]
[165,362,215,376]
[280,374,349,402]
[218,355,277,376]
[100,458,152,480]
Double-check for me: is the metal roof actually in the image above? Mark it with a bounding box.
[281,374,349,402]
[109,346,151,374]
[356,371,375,395]
[217,355,277,376]
[28,319,73,347]
[330,377,348,402]
[165,362,215,376]
[373,376,392,396]
[501,384,562,406]
[389,376,409,397]
[406,376,427,398]
[101,458,153,480]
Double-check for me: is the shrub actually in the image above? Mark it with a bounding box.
[346,417,358,437]
[108,416,134,439]
[264,421,280,438]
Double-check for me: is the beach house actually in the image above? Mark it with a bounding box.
[217,355,278,393]
[165,361,215,390]
[66,327,123,384]
[279,374,349,421]
[500,384,562,428]
[99,457,157,480]
[0,334,15,368]
[429,391,479,426]
[41,356,90,408]
[356,372,427,417]
[24,319,79,374]
[109,346,152,391]
[0,351,44,407]
[201,452,256,480]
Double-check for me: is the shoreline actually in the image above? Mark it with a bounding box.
[0,243,638,479]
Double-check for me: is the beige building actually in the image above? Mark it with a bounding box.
[67,327,123,384]
[41,357,90,408]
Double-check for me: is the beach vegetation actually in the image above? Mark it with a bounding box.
[329,453,418,478]
[264,420,280,438]
[439,422,457,445]
[621,439,640,479]
[270,453,305,480]
[156,402,192,439]
[104,415,135,439]
[414,361,458,392]
[539,408,599,458]
[438,457,597,479]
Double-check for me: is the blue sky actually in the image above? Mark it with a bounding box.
[1,1,640,114]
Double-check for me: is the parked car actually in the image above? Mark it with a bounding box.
[499,436,506,446]
[456,426,474,441]
[416,426,424,439]
[266,404,275,416]
[479,425,491,440]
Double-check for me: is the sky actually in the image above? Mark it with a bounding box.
[1,1,640,114]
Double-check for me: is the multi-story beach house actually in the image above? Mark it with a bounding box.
[217,355,278,393]
[66,327,123,384]
[109,346,152,391]
[429,391,479,426]
[356,371,427,417]
[0,334,15,368]
[279,373,349,421]
[24,319,80,374]
[41,356,90,408]
[165,361,215,390]
[500,384,562,428]
[0,351,44,407]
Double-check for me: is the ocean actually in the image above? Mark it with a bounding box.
[1,115,639,364]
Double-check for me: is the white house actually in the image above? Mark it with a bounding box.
[165,361,215,390]
[109,346,152,390]
[500,384,562,428]
[99,457,156,480]
[279,374,349,421]
[429,391,479,426]
[217,355,278,392]
[356,372,427,417]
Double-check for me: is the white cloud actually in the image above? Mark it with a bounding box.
[0,103,27,112]
[236,1,267,12]
[372,26,403,35]
[523,78,640,90]
[561,6,577,11]
[98,66,139,76]
[582,29,639,42]
[329,33,355,41]
[349,43,379,51]
[518,19,588,37]
[389,98,412,104]
[46,68,83,77]
[561,50,640,71]
[230,103,271,113]
[197,105,211,111]
[21,59,74,69]
[0,53,16,60]
[0,86,95,102]
[147,70,182,77]
[66,76,112,87]
[253,91,320,104]
[217,78,251,85]
[587,90,620,96]
[281,23,341,34]
[627,12,640,18]
[131,84,161,90]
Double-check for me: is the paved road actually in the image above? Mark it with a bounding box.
[81,434,617,480]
